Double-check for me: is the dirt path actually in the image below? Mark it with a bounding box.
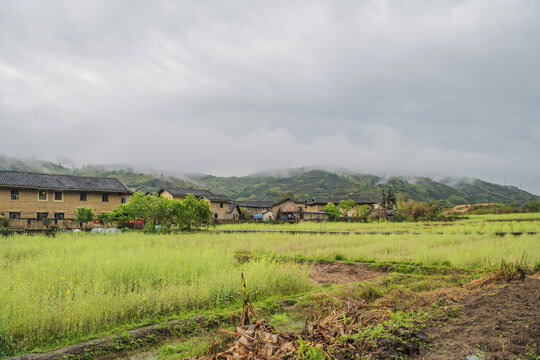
[415,278,540,360]
[308,262,386,285]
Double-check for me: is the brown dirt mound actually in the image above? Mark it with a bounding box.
[309,262,386,285]
[415,278,540,360]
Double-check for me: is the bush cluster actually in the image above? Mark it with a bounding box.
[95,192,213,231]
[393,199,443,222]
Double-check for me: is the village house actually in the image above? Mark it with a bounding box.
[158,187,240,221]
[270,197,331,222]
[272,197,305,221]
[0,171,132,229]
[235,200,274,219]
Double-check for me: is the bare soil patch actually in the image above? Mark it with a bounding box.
[415,278,540,360]
[309,262,386,285]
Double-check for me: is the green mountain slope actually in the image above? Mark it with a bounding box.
[1,156,537,205]
[441,178,537,205]
[191,170,538,205]
[192,171,471,204]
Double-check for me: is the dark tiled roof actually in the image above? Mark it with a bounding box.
[160,187,230,202]
[228,203,240,213]
[0,171,132,193]
[305,197,377,206]
[273,197,301,206]
[235,201,274,208]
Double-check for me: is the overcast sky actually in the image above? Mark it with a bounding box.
[1,1,539,193]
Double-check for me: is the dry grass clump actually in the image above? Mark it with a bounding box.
[465,256,533,289]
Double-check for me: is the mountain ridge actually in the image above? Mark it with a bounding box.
[0,155,537,206]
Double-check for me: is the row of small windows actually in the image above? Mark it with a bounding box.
[8,212,64,220]
[10,190,125,203]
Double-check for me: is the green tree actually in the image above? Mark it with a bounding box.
[121,192,154,225]
[381,186,397,209]
[152,195,178,228]
[354,204,372,222]
[174,194,212,231]
[97,212,115,228]
[74,207,95,229]
[195,197,212,227]
[522,200,540,213]
[322,202,341,221]
[111,205,130,228]
[338,199,355,218]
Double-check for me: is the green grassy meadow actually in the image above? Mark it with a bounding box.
[1,215,539,356]
[215,213,540,234]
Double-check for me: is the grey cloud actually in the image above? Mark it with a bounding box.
[0,0,539,194]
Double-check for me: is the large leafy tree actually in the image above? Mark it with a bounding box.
[322,202,341,221]
[120,192,154,225]
[112,192,212,231]
[174,194,212,231]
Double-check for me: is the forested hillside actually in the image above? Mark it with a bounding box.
[1,156,537,205]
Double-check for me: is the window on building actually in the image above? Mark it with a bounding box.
[11,190,19,200]
[214,213,218,219]
[38,191,47,201]
[80,192,87,201]
[54,191,63,201]
[220,202,223,208]
[37,212,48,220]
[9,212,20,219]
[121,197,127,204]
[54,213,64,220]
[102,194,109,202]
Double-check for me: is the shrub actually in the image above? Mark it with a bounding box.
[0,217,10,228]
[397,199,442,222]
[296,337,328,360]
[41,217,52,229]
[354,204,372,222]
[97,212,115,228]
[522,201,540,213]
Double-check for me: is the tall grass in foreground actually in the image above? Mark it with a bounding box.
[1,228,539,355]
[0,234,311,355]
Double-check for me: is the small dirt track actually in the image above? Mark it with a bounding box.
[415,278,540,360]
[309,262,386,285]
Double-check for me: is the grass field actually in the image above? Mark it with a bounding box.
[1,215,539,357]
[215,214,540,234]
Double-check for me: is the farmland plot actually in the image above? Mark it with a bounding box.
[1,216,539,358]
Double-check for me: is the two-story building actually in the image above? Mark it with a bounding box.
[0,171,132,228]
[158,187,240,220]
